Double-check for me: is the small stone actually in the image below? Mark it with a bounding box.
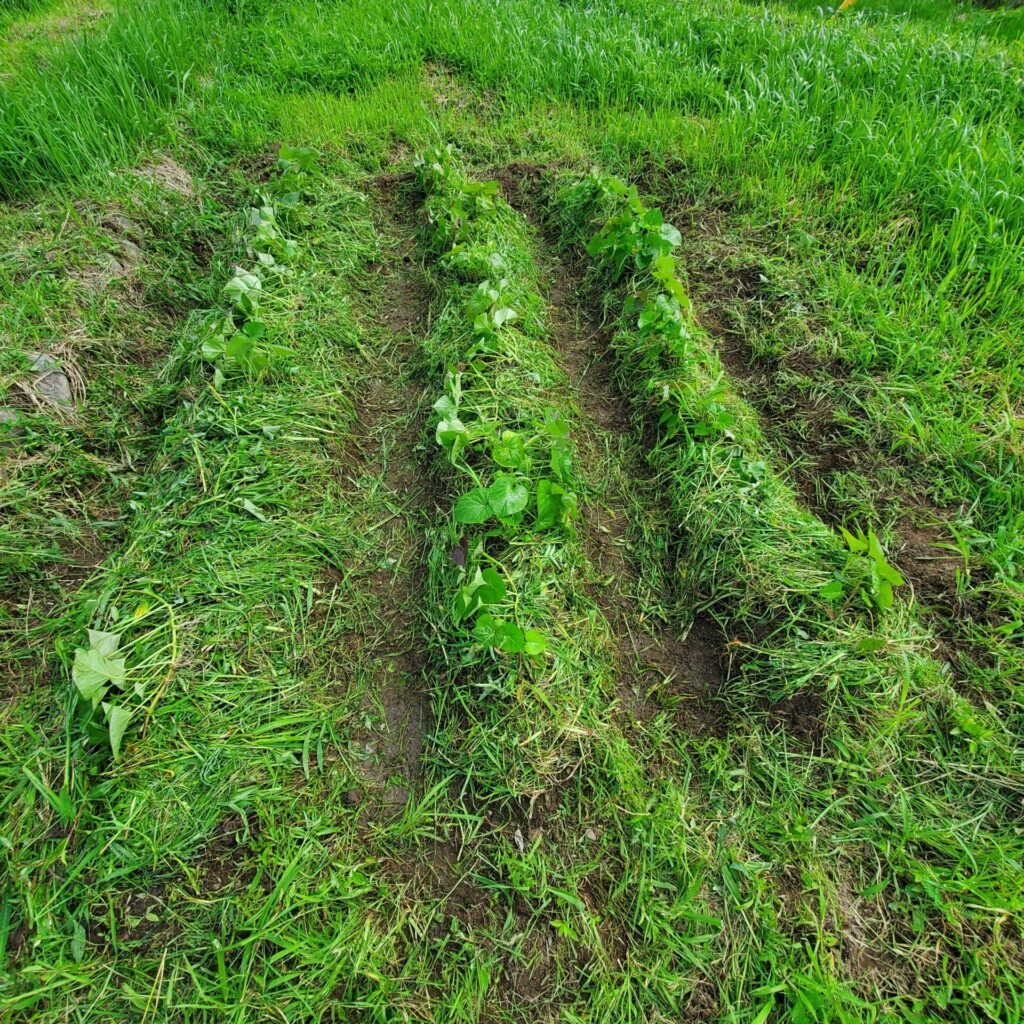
[0,407,19,440]
[99,252,126,276]
[117,239,144,266]
[104,213,143,238]
[584,827,599,842]
[27,351,71,405]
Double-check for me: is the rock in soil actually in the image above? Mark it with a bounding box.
[103,213,144,239]
[27,351,72,405]
[117,239,144,267]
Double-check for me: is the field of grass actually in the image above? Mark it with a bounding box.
[1,0,1021,1020]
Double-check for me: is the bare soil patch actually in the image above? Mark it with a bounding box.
[765,691,825,748]
[385,838,494,935]
[897,518,966,609]
[341,174,436,817]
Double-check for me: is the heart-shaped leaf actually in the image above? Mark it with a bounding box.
[477,567,506,606]
[496,621,525,653]
[473,613,502,648]
[433,394,458,418]
[473,614,525,653]
[487,475,529,518]
[492,307,517,329]
[437,416,467,453]
[492,431,528,470]
[454,487,492,524]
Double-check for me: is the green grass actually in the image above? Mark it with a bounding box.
[0,0,217,193]
[0,0,1022,1020]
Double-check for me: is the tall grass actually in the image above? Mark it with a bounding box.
[0,0,218,197]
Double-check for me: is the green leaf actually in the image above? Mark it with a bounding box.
[223,272,261,310]
[201,332,228,362]
[659,222,682,249]
[436,416,467,453]
[535,478,562,530]
[103,703,133,760]
[487,475,529,518]
[225,333,254,361]
[264,343,295,360]
[652,255,691,309]
[841,527,867,554]
[87,629,120,657]
[524,630,547,656]
[473,613,502,647]
[72,647,126,706]
[878,563,905,586]
[819,579,844,601]
[454,487,492,524]
[858,636,886,654]
[473,614,525,653]
[550,442,573,483]
[492,431,528,470]
[454,567,507,623]
[71,922,86,964]
[542,410,570,438]
[873,575,895,612]
[241,319,268,339]
[477,567,506,606]
[496,622,525,653]
[433,394,458,418]
[241,498,267,521]
[71,651,107,702]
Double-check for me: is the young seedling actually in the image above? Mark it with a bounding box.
[821,527,905,615]
[72,629,133,759]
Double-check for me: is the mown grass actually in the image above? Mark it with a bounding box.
[1,0,1022,1020]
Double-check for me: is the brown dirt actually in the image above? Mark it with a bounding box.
[234,147,281,186]
[116,886,177,945]
[897,518,966,609]
[832,876,923,1001]
[341,174,436,817]
[195,812,260,894]
[488,162,550,215]
[681,977,721,1021]
[385,838,494,936]
[547,260,728,732]
[684,212,997,684]
[0,522,110,699]
[639,614,731,738]
[505,931,560,1008]
[765,691,825,748]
